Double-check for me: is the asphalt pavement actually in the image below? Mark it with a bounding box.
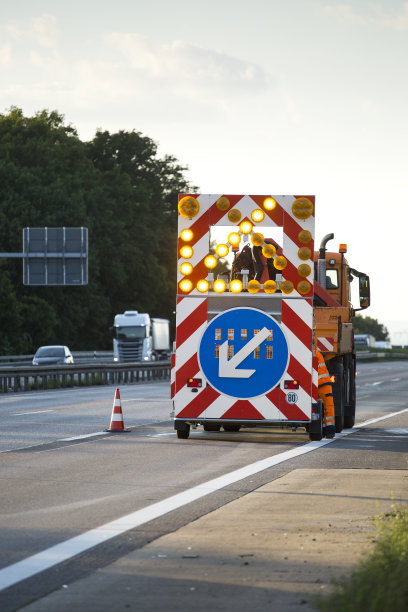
[20,425,408,612]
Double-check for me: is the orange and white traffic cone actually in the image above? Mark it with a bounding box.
[105,388,130,432]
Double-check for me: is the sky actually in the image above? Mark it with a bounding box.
[1,0,408,344]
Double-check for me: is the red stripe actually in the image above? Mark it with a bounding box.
[273,388,309,420]
[175,354,199,393]
[176,386,220,418]
[282,300,313,350]
[221,400,265,420]
[176,300,207,348]
[287,354,312,395]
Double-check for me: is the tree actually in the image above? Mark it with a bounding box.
[353,314,390,341]
[0,108,195,353]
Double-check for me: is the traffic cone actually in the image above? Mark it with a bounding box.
[105,388,130,432]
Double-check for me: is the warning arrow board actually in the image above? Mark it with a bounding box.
[198,307,289,399]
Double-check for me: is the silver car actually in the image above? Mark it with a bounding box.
[32,345,74,366]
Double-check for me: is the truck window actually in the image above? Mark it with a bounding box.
[326,269,338,289]
[116,326,148,339]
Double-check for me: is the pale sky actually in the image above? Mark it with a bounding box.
[1,0,408,343]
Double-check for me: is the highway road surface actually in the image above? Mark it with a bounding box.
[0,360,407,610]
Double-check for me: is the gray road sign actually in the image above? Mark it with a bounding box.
[22,227,88,286]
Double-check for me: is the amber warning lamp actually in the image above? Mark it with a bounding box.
[339,244,347,253]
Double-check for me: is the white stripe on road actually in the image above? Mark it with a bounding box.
[13,410,54,416]
[0,406,407,591]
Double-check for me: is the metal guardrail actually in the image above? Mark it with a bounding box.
[0,361,171,393]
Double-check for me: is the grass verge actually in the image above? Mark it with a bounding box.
[314,506,408,611]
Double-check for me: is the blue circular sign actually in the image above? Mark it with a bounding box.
[198,307,289,399]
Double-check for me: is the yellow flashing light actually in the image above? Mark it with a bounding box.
[216,196,230,211]
[178,196,200,219]
[180,245,193,258]
[216,243,229,257]
[197,279,210,293]
[297,280,312,295]
[204,254,218,269]
[297,263,311,277]
[280,280,294,294]
[213,279,227,293]
[230,279,243,293]
[227,232,241,246]
[298,230,312,244]
[180,228,194,242]
[298,246,312,261]
[263,280,277,294]
[228,208,242,223]
[292,197,314,220]
[247,279,261,294]
[263,197,277,211]
[339,244,347,253]
[251,209,265,223]
[180,262,193,275]
[251,232,264,247]
[179,278,193,293]
[239,220,253,235]
[262,243,276,259]
[274,255,287,270]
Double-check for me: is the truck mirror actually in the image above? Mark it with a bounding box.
[359,274,370,309]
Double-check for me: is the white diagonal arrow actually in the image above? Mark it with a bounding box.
[218,327,271,378]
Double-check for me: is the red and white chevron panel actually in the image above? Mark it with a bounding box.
[317,336,335,353]
[174,195,316,423]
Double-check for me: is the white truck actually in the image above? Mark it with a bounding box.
[110,311,170,362]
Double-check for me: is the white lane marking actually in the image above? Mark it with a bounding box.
[372,381,383,386]
[0,406,407,591]
[13,410,54,416]
[391,378,401,382]
[59,432,109,441]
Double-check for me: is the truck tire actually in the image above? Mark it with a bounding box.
[223,424,241,432]
[175,421,190,439]
[343,354,356,428]
[309,399,323,441]
[329,360,344,433]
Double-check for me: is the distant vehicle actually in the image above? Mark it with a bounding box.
[374,340,392,349]
[110,311,170,362]
[354,334,376,347]
[32,345,74,365]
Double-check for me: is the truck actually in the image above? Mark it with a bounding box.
[171,194,370,440]
[354,334,376,347]
[110,311,170,362]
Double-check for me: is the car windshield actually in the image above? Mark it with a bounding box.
[116,326,147,339]
[36,347,65,357]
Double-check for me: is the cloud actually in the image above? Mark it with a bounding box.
[322,2,408,30]
[0,43,12,67]
[5,13,59,48]
[107,33,273,94]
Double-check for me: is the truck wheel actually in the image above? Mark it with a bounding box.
[177,429,190,439]
[203,423,221,432]
[175,421,190,439]
[309,399,323,441]
[343,354,356,428]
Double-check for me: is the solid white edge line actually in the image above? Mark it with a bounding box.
[0,406,407,591]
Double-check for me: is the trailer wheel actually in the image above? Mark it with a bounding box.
[309,399,323,441]
[223,424,241,432]
[175,421,190,439]
[177,429,190,439]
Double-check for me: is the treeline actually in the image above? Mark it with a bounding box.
[0,108,195,354]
